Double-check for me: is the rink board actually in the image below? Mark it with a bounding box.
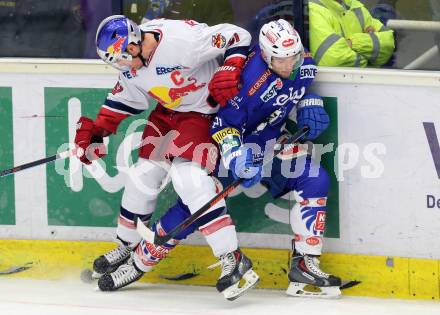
[0,60,440,299]
[0,239,439,301]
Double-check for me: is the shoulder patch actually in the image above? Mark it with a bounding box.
[300,64,318,79]
[212,33,226,48]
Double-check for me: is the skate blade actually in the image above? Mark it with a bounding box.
[80,269,105,283]
[286,282,341,299]
[92,271,103,279]
[223,269,260,301]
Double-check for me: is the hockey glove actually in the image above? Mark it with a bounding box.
[228,146,262,188]
[296,94,329,141]
[74,116,107,165]
[208,56,246,107]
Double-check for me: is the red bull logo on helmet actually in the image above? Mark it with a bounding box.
[107,35,127,55]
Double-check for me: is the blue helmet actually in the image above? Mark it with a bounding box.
[96,15,142,70]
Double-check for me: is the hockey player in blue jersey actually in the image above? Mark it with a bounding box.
[209,19,342,298]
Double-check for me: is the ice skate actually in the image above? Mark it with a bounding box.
[210,249,259,301]
[98,255,144,291]
[92,240,133,279]
[287,251,341,298]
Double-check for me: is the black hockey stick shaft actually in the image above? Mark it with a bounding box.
[150,126,310,246]
[0,149,75,178]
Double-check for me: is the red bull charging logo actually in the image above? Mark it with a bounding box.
[107,35,127,55]
[149,77,206,109]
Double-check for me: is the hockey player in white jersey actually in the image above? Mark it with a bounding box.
[74,16,259,299]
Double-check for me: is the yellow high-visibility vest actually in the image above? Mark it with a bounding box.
[309,0,395,67]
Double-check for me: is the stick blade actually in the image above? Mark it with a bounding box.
[136,218,156,243]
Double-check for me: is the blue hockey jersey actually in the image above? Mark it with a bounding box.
[211,45,318,162]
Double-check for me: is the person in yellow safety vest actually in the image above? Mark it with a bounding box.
[309,0,395,67]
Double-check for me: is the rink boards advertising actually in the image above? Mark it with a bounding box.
[0,60,439,300]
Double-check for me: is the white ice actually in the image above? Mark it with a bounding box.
[0,278,439,315]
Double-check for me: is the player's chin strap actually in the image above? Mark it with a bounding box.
[137,49,147,67]
[137,126,310,246]
[134,43,147,67]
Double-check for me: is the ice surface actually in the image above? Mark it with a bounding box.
[0,278,439,315]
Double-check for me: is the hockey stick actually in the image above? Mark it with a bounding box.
[137,126,310,246]
[0,149,76,178]
[0,262,33,275]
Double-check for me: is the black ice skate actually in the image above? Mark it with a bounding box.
[98,256,144,291]
[92,242,133,279]
[287,251,341,298]
[210,249,260,301]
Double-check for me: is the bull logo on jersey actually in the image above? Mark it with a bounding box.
[149,77,206,109]
[212,33,226,48]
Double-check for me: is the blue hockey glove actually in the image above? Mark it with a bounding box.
[296,93,329,140]
[228,146,262,188]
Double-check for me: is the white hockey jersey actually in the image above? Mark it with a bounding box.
[104,19,251,116]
